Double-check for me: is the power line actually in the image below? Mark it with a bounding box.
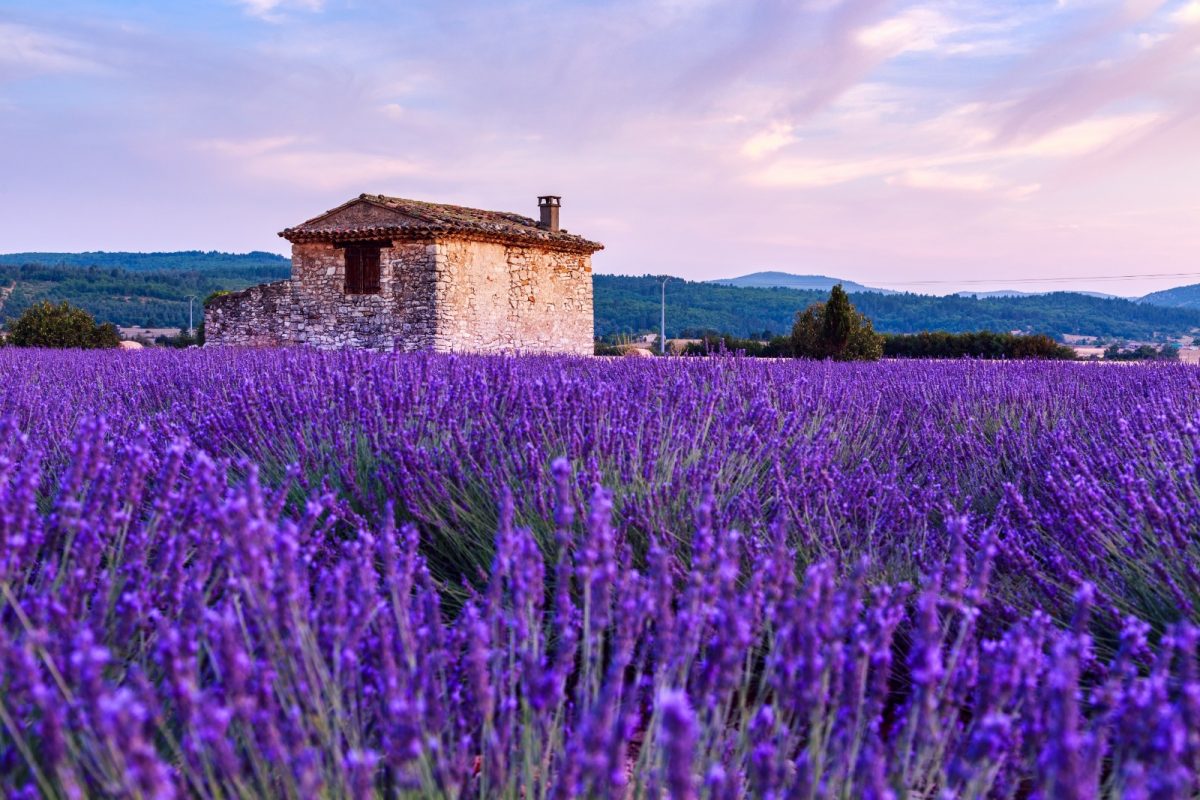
[869,271,1200,288]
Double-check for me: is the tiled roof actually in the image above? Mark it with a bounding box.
[279,194,604,253]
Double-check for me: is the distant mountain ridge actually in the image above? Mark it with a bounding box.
[956,289,1123,300]
[713,272,1132,300]
[1140,283,1200,310]
[711,271,896,294]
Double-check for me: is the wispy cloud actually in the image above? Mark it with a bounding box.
[785,0,896,118]
[1172,1,1200,24]
[1009,112,1162,157]
[233,0,324,22]
[194,136,422,189]
[743,102,1164,199]
[0,22,105,76]
[741,122,797,158]
[887,169,1040,199]
[993,20,1200,144]
[855,7,961,55]
[751,155,899,188]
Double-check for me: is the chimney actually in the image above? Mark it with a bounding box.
[538,195,561,232]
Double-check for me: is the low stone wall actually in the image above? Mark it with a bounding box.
[204,282,291,347]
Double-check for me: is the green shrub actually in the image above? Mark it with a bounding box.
[791,285,884,361]
[883,331,1076,359]
[6,301,120,349]
[203,290,232,307]
[1104,343,1179,361]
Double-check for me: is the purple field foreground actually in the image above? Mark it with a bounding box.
[1,350,1200,798]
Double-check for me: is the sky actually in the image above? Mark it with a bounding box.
[2,0,1200,296]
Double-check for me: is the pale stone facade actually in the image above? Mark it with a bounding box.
[205,195,601,355]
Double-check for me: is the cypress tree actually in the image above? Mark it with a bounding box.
[822,284,854,354]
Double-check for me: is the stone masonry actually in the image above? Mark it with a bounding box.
[205,194,602,355]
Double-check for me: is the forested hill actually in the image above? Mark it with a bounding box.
[595,274,1200,341]
[0,252,290,329]
[0,251,289,273]
[1141,283,1200,310]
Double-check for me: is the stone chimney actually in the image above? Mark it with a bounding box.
[538,195,561,232]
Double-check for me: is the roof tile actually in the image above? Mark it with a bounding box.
[279,194,603,253]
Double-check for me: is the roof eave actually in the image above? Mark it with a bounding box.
[278,226,604,254]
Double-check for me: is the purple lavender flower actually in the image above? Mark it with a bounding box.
[658,689,699,800]
[0,350,1198,796]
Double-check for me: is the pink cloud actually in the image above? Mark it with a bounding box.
[786,0,897,118]
[994,12,1200,144]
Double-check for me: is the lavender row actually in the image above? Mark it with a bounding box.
[1,422,1197,797]
[1,349,1199,623]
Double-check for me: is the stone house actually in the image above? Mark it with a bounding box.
[205,194,603,354]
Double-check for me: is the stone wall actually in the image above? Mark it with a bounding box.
[206,236,594,355]
[206,241,439,351]
[203,281,291,347]
[434,238,593,355]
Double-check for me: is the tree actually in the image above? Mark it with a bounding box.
[6,301,121,349]
[791,285,884,361]
[822,284,854,353]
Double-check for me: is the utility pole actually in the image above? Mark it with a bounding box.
[660,276,669,356]
[187,296,196,338]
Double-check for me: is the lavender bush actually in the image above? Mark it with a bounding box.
[1,348,1199,797]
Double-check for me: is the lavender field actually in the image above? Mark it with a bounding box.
[2,349,1199,798]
